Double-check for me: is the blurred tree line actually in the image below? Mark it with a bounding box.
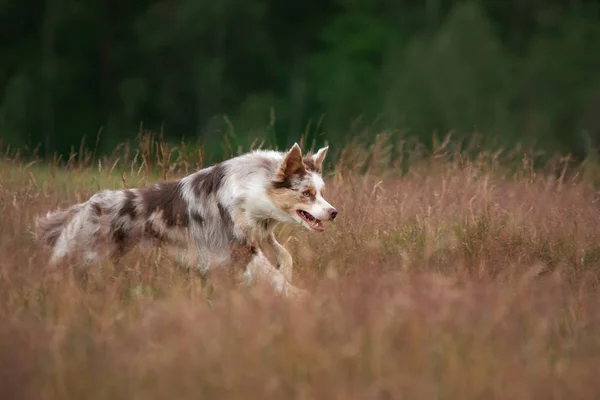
[1,0,600,159]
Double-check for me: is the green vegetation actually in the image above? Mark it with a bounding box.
[2,1,600,159]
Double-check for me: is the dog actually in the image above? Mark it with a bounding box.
[35,143,337,297]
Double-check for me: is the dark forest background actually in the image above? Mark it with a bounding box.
[1,0,600,160]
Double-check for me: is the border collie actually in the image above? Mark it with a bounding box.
[35,143,337,298]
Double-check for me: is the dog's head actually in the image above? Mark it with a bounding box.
[268,143,337,232]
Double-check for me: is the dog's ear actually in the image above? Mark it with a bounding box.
[278,143,305,179]
[311,146,329,173]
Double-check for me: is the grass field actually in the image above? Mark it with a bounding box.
[2,134,600,399]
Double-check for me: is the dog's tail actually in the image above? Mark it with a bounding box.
[34,204,83,248]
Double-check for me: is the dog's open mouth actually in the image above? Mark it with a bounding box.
[297,210,324,231]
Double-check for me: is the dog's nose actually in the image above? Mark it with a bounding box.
[329,208,338,220]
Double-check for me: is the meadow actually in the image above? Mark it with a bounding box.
[1,133,600,399]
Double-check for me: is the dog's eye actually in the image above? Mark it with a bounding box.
[302,190,311,198]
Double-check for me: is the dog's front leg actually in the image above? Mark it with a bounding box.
[242,247,307,299]
[266,234,294,283]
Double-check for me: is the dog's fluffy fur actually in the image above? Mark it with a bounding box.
[35,143,337,297]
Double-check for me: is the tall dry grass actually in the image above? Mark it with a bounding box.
[1,133,600,399]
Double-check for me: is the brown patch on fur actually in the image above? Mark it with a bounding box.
[91,202,103,216]
[109,192,141,258]
[190,210,204,225]
[273,177,293,189]
[266,187,298,213]
[143,219,164,241]
[140,181,189,227]
[272,178,294,190]
[272,166,309,191]
[141,210,190,248]
[192,164,225,198]
[119,190,137,219]
[110,223,130,258]
[218,202,234,236]
[303,155,317,172]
